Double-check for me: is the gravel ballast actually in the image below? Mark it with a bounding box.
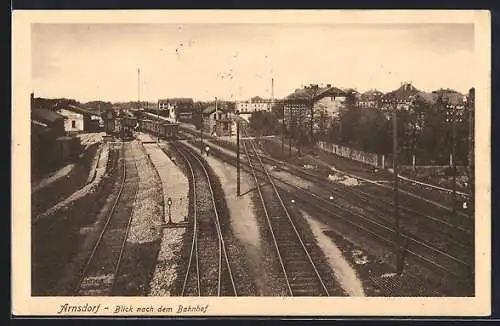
[113,141,163,295]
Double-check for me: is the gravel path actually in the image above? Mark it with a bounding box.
[145,141,189,296]
[31,163,76,193]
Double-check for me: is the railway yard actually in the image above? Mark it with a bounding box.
[31,123,475,297]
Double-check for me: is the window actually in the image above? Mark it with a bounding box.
[71,120,76,128]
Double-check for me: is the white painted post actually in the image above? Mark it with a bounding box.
[382,155,385,169]
[449,152,453,167]
[412,154,416,169]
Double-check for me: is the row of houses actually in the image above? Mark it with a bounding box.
[282,82,472,126]
[151,81,472,137]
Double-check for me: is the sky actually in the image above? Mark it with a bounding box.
[31,23,474,102]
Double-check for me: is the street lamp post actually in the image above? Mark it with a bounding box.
[167,197,172,224]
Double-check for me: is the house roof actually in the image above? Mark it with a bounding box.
[203,105,225,115]
[31,108,66,124]
[430,89,466,106]
[55,104,101,117]
[158,98,194,105]
[382,83,421,103]
[285,85,346,101]
[360,89,383,101]
[31,121,53,136]
[67,104,101,117]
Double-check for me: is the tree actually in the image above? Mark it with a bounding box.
[305,84,320,142]
[249,111,280,136]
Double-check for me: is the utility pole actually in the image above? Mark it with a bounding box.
[392,107,402,275]
[200,112,204,154]
[445,101,464,217]
[236,119,241,196]
[308,84,319,143]
[282,102,285,153]
[467,89,475,206]
[383,97,402,275]
[452,116,457,215]
[137,68,141,111]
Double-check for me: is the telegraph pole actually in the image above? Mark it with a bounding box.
[452,118,457,215]
[466,90,474,206]
[282,103,285,153]
[137,68,141,111]
[445,101,464,216]
[200,106,204,154]
[392,107,402,275]
[383,97,403,275]
[236,120,241,196]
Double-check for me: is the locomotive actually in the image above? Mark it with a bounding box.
[119,116,138,140]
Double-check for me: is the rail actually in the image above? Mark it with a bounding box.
[242,128,330,296]
[174,142,237,296]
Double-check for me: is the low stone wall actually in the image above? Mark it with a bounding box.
[316,141,383,168]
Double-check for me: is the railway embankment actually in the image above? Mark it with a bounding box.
[32,142,117,295]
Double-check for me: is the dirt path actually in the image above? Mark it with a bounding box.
[301,210,365,296]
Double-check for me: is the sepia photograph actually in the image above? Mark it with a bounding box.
[12,10,491,316]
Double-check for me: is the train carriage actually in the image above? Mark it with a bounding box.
[139,119,179,140]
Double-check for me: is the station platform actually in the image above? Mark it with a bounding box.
[143,142,189,226]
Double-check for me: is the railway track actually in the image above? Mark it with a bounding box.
[249,143,474,262]
[181,125,472,230]
[184,136,473,285]
[241,129,331,296]
[181,128,473,264]
[75,143,139,296]
[173,142,237,296]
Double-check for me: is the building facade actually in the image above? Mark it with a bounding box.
[56,108,85,133]
[158,98,194,122]
[283,84,347,127]
[236,98,274,114]
[202,105,235,136]
[56,105,103,134]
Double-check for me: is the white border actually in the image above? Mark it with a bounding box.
[12,10,491,316]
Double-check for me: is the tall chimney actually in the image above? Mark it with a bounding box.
[271,78,274,103]
[137,68,141,110]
